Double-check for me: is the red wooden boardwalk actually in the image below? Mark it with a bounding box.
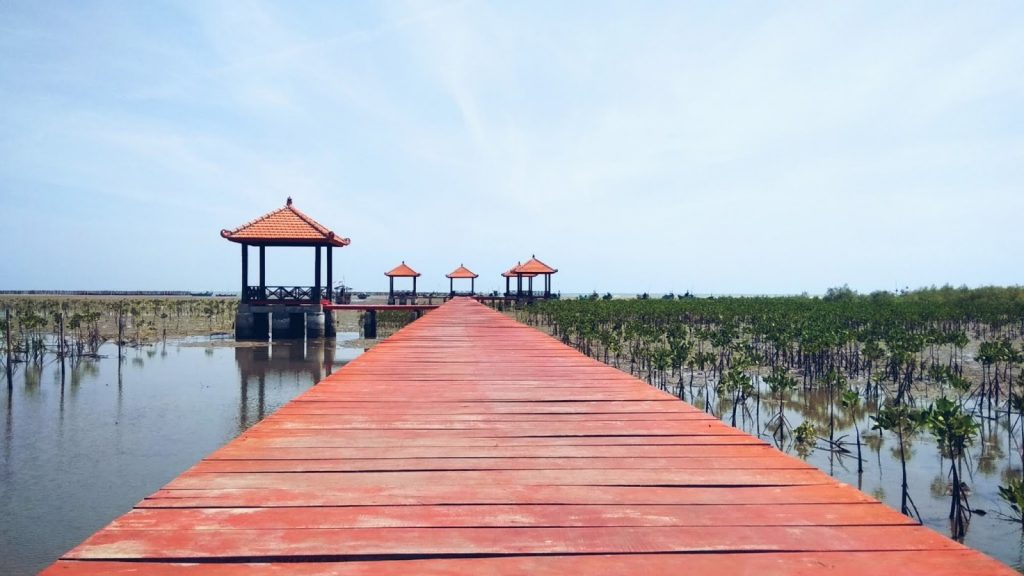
[44,298,1012,575]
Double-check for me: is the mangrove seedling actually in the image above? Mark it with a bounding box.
[998,478,1024,526]
[926,396,979,541]
[840,387,864,474]
[872,403,928,520]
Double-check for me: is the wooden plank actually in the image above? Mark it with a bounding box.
[255,419,748,433]
[108,503,915,530]
[231,432,767,446]
[164,468,832,490]
[190,456,813,473]
[209,444,782,460]
[65,525,963,560]
[41,551,1017,576]
[278,400,696,413]
[140,484,877,508]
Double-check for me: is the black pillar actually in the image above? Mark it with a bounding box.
[389,277,394,304]
[326,246,333,303]
[364,310,377,339]
[471,278,475,295]
[449,278,453,296]
[412,277,417,298]
[506,276,510,297]
[258,246,266,300]
[241,244,249,302]
[314,246,322,302]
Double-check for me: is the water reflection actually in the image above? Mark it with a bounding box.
[234,340,343,431]
[0,334,361,576]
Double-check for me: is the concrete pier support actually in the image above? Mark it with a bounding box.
[253,312,269,339]
[324,310,336,338]
[271,312,296,340]
[235,310,255,340]
[239,304,332,341]
[289,313,305,338]
[363,310,377,339]
[235,305,270,340]
[306,311,326,338]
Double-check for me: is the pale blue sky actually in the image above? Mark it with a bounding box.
[1,1,1021,295]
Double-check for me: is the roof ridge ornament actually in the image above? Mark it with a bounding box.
[286,196,293,207]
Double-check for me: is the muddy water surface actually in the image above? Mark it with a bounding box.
[1,335,362,575]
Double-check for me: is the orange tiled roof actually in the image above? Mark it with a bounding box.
[502,262,537,278]
[221,197,351,247]
[385,262,421,277]
[446,265,479,279]
[516,255,557,275]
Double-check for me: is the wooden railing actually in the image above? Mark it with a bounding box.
[244,286,322,303]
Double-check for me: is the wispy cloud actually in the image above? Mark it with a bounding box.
[1,1,1021,292]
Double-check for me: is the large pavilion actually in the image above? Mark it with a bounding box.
[221,197,350,339]
[509,256,558,300]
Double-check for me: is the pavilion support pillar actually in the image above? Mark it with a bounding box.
[449,278,454,297]
[258,246,266,300]
[388,278,395,305]
[236,244,250,337]
[241,244,249,302]
[314,247,322,303]
[412,277,417,304]
[326,246,333,303]
[324,268,336,335]
[505,277,510,297]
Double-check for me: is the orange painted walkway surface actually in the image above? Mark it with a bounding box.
[45,299,1012,574]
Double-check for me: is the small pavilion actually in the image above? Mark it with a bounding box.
[502,263,535,298]
[221,197,350,339]
[385,262,421,304]
[514,255,558,300]
[446,264,479,297]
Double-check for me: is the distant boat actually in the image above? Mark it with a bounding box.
[356,293,369,300]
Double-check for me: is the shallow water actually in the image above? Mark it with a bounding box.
[0,335,362,575]
[701,383,1024,572]
[5,335,1023,574]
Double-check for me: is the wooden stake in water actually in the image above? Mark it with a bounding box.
[4,308,11,389]
[58,310,66,384]
[4,307,13,388]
